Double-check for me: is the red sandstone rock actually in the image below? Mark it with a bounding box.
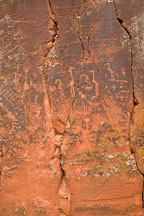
[0,0,144,215]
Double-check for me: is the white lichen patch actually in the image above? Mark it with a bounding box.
[120,34,129,49]
[131,13,144,63]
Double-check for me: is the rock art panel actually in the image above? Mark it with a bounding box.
[0,0,60,215]
[0,0,144,215]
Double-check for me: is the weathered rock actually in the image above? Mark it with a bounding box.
[0,0,144,215]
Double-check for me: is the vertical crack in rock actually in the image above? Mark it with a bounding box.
[44,1,72,215]
[78,31,84,52]
[75,2,86,95]
[41,0,58,135]
[54,133,72,215]
[87,34,91,58]
[113,0,144,207]
[46,0,58,52]
[42,0,58,115]
[75,2,85,56]
[53,109,73,215]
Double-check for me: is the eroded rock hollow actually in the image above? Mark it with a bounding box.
[0,0,144,215]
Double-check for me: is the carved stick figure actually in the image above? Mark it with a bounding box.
[105,63,115,79]
[90,70,99,96]
[23,66,29,91]
[68,67,75,97]
[122,67,126,76]
[55,79,65,99]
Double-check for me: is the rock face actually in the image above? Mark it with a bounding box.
[0,0,144,215]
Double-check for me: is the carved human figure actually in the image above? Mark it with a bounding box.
[90,70,99,97]
[105,63,115,80]
[68,67,75,97]
[55,79,65,99]
[23,66,29,91]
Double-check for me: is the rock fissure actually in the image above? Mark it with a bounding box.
[113,0,131,39]
[113,0,144,208]
[53,103,73,214]
[75,2,85,56]
[44,1,72,214]
[54,134,72,215]
[46,0,58,51]
[78,31,84,52]
[87,34,91,58]
[41,0,58,119]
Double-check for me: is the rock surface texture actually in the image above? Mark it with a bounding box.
[0,0,144,215]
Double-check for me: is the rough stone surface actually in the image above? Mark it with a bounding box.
[0,0,144,215]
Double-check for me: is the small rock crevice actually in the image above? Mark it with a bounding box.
[46,0,58,52]
[113,0,144,208]
[75,2,90,60]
